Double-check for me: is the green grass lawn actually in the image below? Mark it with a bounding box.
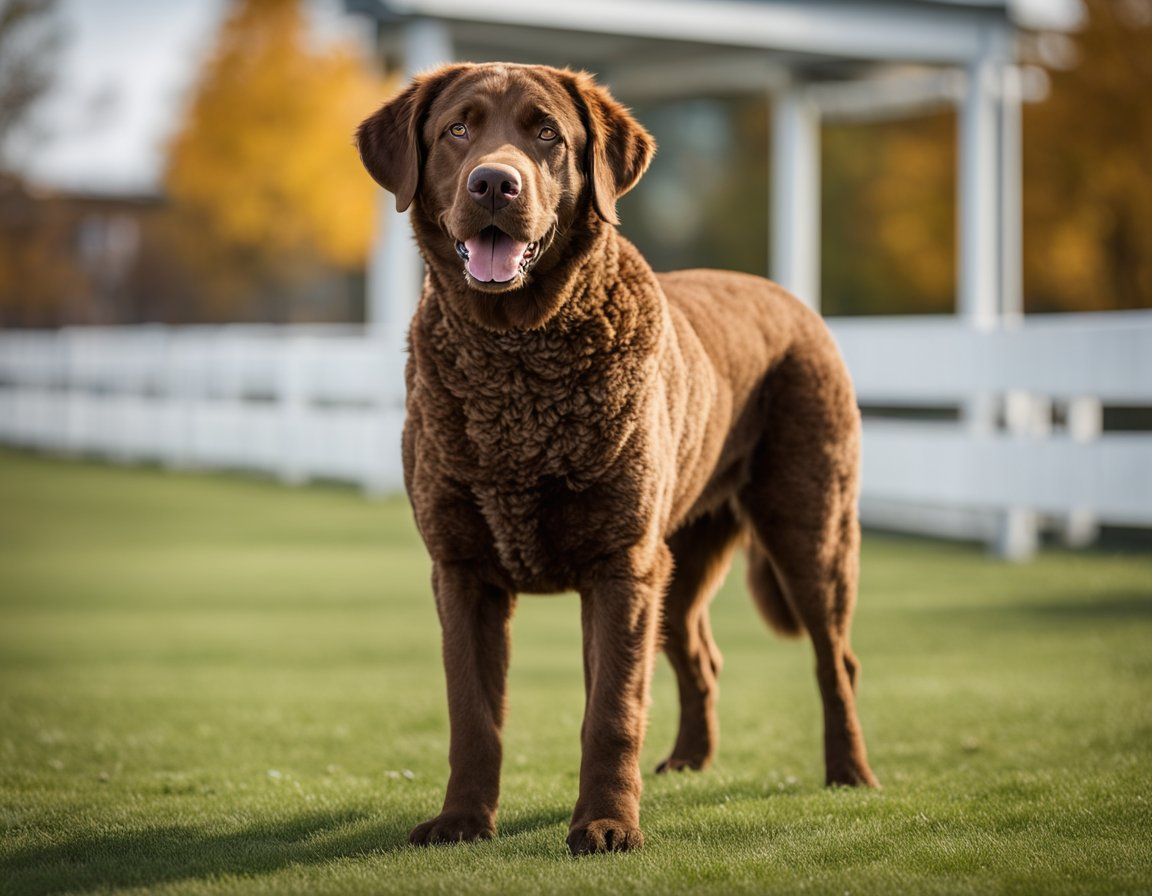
[1,448,1150,895]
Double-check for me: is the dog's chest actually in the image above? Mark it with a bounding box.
[427,311,648,475]
[415,312,658,586]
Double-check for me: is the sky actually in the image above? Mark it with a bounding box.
[15,0,366,195]
[14,0,1083,196]
[18,0,227,194]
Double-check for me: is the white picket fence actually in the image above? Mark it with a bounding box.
[0,325,407,494]
[832,311,1152,557]
[1,311,1150,558]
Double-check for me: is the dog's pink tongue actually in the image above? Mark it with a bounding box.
[465,229,528,283]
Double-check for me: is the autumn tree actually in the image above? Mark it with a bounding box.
[164,0,386,320]
[0,0,59,169]
[1022,0,1152,312]
[820,0,1152,316]
[822,111,957,316]
[0,0,75,325]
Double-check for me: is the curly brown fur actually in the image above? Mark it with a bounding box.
[356,62,878,856]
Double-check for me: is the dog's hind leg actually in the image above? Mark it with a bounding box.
[746,538,803,638]
[656,505,744,774]
[739,350,879,788]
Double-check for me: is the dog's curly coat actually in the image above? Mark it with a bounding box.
[357,62,877,856]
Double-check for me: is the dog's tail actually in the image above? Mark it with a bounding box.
[746,540,804,638]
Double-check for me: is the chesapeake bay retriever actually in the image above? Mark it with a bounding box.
[356,62,878,855]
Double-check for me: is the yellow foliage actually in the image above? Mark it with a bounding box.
[822,0,1152,314]
[164,0,388,306]
[822,112,957,315]
[1022,0,1152,311]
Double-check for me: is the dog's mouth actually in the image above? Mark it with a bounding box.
[455,226,541,286]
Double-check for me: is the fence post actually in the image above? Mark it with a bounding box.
[994,389,1050,560]
[360,329,406,496]
[279,337,309,486]
[997,507,1039,561]
[163,330,197,471]
[1061,395,1104,548]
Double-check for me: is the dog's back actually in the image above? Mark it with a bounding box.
[653,265,859,526]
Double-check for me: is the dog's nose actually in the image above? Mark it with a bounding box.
[467,164,522,211]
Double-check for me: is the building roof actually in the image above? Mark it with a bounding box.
[349,0,1027,82]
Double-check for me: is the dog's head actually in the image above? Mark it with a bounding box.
[357,63,655,310]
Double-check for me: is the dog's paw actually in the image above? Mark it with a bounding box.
[567,819,644,855]
[826,764,881,789]
[409,812,495,846]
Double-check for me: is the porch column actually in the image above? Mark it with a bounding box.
[998,64,1024,323]
[957,51,1002,329]
[366,18,454,337]
[771,83,821,311]
[960,43,1036,558]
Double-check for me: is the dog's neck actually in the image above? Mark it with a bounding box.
[409,214,669,489]
[414,217,665,375]
[411,207,655,335]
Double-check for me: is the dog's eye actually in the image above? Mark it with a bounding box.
[449,123,468,139]
[538,126,558,142]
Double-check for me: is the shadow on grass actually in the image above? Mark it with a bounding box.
[3,803,583,894]
[1008,592,1152,621]
[498,804,572,839]
[1,809,411,896]
[918,591,1152,625]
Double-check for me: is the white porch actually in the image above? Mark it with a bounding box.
[346,0,1036,332]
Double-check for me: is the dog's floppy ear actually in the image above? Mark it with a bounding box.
[356,65,468,213]
[566,71,656,226]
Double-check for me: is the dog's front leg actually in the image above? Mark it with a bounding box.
[568,547,669,855]
[409,562,515,846]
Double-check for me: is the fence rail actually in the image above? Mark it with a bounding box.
[830,311,1152,557]
[1,311,1150,559]
[0,325,407,493]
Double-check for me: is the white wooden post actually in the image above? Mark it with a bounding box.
[367,202,417,338]
[999,65,1023,324]
[365,18,453,339]
[997,389,1051,561]
[997,507,1040,562]
[279,336,310,486]
[1063,395,1104,547]
[958,53,1001,330]
[362,18,453,495]
[958,41,1034,557]
[771,83,821,311]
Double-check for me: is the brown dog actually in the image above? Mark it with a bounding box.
[356,62,877,855]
